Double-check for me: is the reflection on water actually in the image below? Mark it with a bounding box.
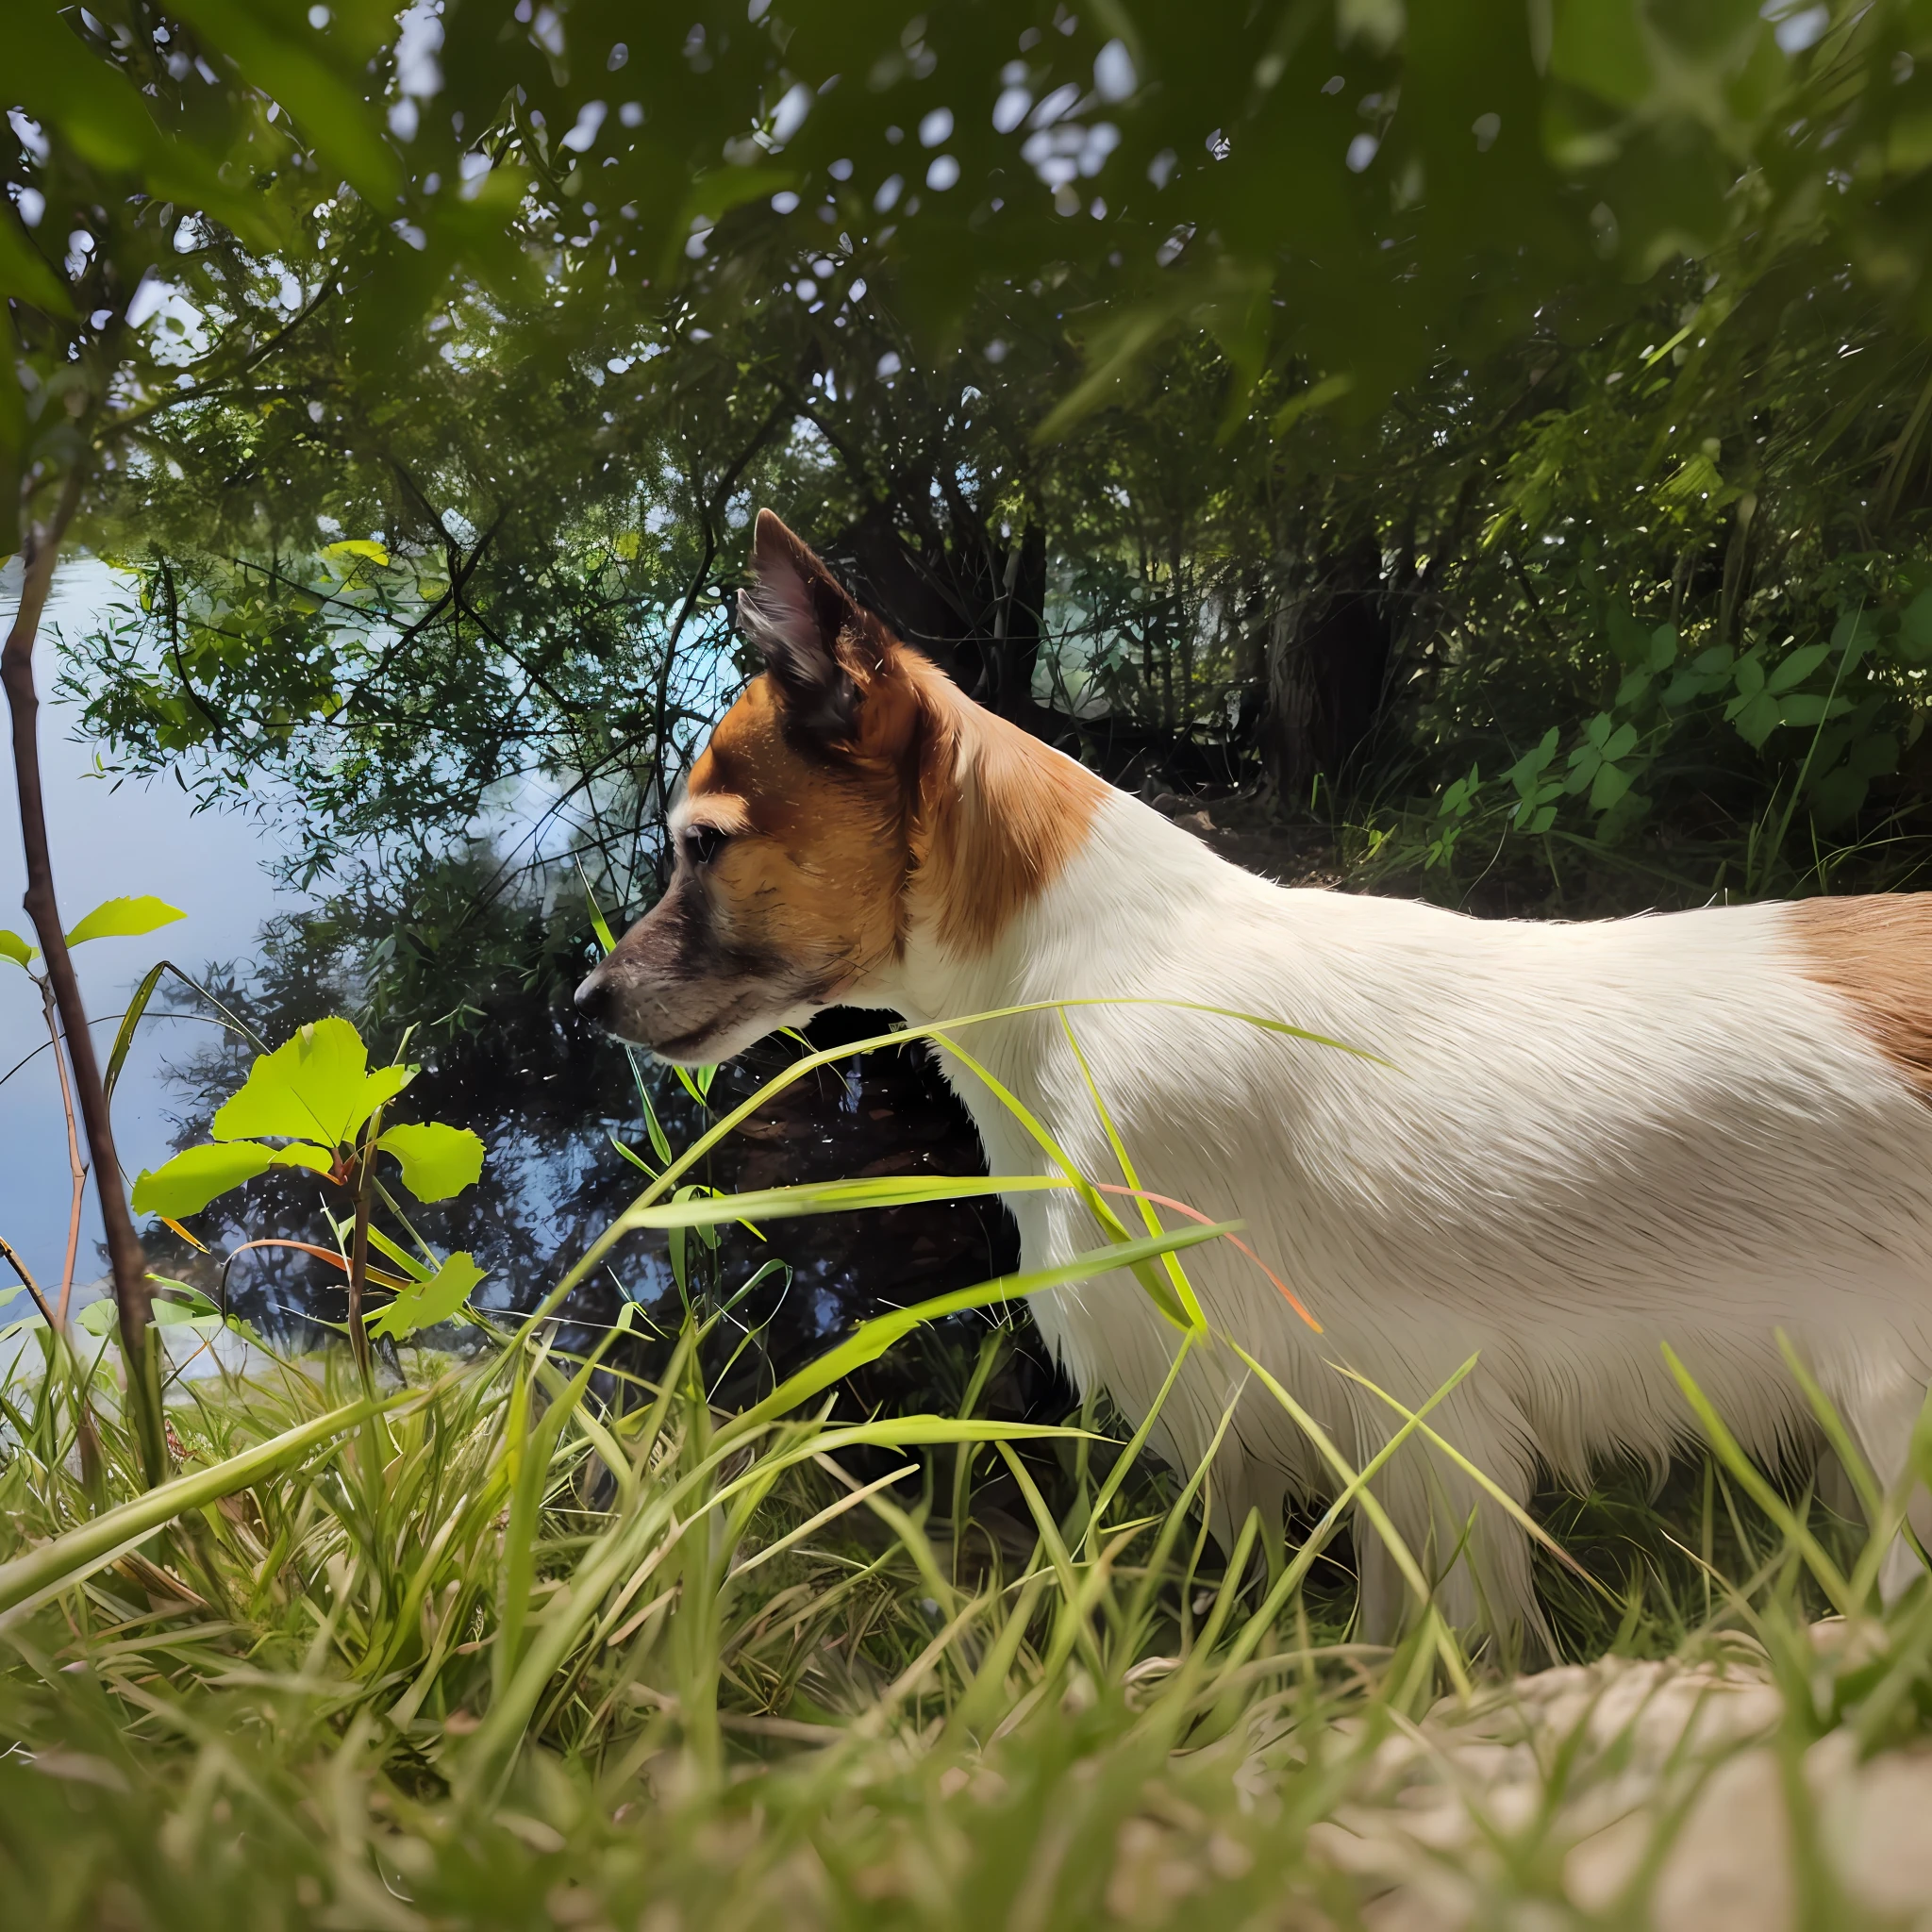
[150,998,1047,1421]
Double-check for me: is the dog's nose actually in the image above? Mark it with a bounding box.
[575,969,613,1024]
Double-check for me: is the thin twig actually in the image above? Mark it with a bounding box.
[0,1232,57,1329]
[39,977,87,1330]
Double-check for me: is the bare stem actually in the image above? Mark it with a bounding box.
[2,468,166,1484]
[40,975,88,1329]
[345,1109,383,1383]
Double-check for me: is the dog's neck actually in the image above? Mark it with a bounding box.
[867,709,1232,1040]
[858,672,1106,1018]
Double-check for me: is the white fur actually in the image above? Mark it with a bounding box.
[863,790,1932,1648]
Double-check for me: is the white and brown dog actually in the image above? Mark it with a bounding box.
[577,509,1932,1648]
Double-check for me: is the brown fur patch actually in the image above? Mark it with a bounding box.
[1787,894,1932,1098]
[683,675,913,997]
[899,651,1108,956]
[683,648,1108,974]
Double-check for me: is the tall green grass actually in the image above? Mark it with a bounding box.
[3,1012,1931,1927]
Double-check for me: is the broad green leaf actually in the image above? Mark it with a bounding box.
[1775,693,1852,729]
[366,1251,485,1341]
[132,1142,275,1218]
[161,0,401,204]
[212,1018,415,1149]
[1731,690,1782,749]
[1550,0,1654,109]
[0,930,34,969]
[323,538,391,567]
[1647,625,1679,671]
[1503,727,1559,793]
[271,1143,337,1177]
[1765,642,1830,695]
[75,1300,120,1337]
[1809,767,1871,829]
[0,211,72,318]
[376,1122,485,1202]
[1830,608,1878,665]
[1590,760,1634,811]
[64,896,185,947]
[1899,590,1932,664]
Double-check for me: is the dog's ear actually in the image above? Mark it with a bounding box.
[739,509,882,746]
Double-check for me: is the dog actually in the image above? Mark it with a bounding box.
[577,508,1932,1650]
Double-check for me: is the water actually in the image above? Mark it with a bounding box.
[0,559,1037,1415]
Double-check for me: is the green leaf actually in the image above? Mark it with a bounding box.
[1899,591,1932,664]
[161,0,401,204]
[104,962,165,1101]
[1808,768,1870,829]
[1605,608,1652,667]
[322,539,391,568]
[1590,760,1634,811]
[1647,624,1680,671]
[376,1122,485,1202]
[366,1251,485,1341]
[1550,0,1654,108]
[212,1018,415,1150]
[1732,654,1766,700]
[132,1142,275,1218]
[1732,690,1782,749]
[272,1143,337,1177]
[1600,722,1639,762]
[1503,726,1560,795]
[1831,608,1878,667]
[0,209,73,318]
[1765,642,1830,695]
[1775,692,1852,729]
[0,929,35,969]
[64,896,186,947]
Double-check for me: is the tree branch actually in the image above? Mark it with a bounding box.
[2,464,167,1484]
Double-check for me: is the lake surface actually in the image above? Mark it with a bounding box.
[0,559,1030,1407]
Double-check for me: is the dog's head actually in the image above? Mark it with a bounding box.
[575,509,1107,1062]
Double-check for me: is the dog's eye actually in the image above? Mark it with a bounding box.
[685,824,729,868]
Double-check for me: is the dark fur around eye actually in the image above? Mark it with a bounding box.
[685,824,729,868]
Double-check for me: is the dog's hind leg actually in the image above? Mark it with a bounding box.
[1833,1353,1932,1606]
[1349,1389,1549,1663]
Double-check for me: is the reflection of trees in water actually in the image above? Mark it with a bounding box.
[150,940,1067,1428]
